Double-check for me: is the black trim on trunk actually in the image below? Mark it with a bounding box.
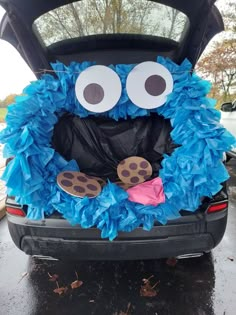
[0,0,224,73]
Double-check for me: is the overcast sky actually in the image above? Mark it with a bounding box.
[0,0,227,100]
[0,7,36,99]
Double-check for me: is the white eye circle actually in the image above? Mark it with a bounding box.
[126,61,173,109]
[75,65,122,113]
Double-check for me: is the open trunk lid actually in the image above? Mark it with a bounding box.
[0,0,224,75]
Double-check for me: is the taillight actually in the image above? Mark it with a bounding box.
[6,207,26,217]
[207,202,228,214]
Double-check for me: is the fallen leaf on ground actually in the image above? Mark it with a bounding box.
[166,257,178,267]
[119,302,131,315]
[48,273,59,282]
[142,275,154,284]
[71,280,83,289]
[53,286,68,295]
[53,281,68,295]
[70,271,83,289]
[140,278,160,297]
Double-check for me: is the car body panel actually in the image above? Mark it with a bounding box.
[7,208,227,260]
[5,187,228,259]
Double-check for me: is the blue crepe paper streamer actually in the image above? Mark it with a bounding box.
[0,57,235,240]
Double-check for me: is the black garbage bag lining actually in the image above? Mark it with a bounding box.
[52,113,177,181]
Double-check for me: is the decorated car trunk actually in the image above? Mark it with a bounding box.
[0,56,235,240]
[0,0,235,242]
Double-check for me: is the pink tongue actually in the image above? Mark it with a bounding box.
[127,177,165,206]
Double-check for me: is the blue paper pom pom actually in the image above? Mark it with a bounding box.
[0,57,235,240]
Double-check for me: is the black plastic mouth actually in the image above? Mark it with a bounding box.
[52,112,177,181]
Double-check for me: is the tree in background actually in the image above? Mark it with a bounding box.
[197,39,236,103]
[197,0,236,108]
[222,0,236,34]
[34,0,187,46]
[0,94,17,108]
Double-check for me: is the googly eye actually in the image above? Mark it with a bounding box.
[126,61,173,109]
[75,65,122,113]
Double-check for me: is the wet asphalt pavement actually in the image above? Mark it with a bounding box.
[0,160,236,315]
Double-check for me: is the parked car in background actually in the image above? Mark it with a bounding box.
[221,99,236,160]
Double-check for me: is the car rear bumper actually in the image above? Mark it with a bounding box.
[7,209,227,260]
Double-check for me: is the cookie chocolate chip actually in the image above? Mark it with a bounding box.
[57,171,102,198]
[117,156,152,185]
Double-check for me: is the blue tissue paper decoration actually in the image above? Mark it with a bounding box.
[0,56,235,240]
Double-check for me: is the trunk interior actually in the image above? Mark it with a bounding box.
[52,112,177,181]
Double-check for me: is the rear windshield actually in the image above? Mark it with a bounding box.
[33,0,189,47]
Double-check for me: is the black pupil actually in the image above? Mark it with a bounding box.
[145,75,166,96]
[83,83,104,105]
